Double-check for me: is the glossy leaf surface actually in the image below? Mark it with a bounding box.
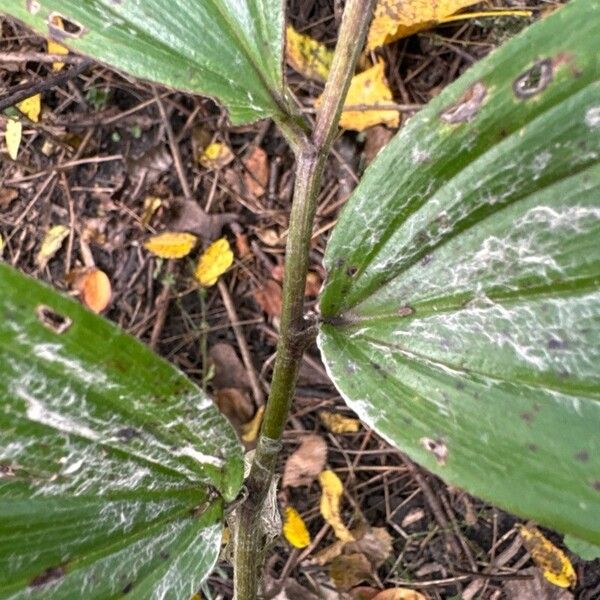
[0,264,243,598]
[320,0,600,544]
[3,0,289,124]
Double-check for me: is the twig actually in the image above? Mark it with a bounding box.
[217,279,265,407]
[149,261,176,350]
[0,59,93,112]
[0,51,87,64]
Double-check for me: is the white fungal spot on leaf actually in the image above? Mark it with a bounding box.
[440,82,487,124]
[585,106,600,128]
[420,437,448,466]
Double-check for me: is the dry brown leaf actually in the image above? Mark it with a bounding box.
[518,524,577,588]
[503,567,573,600]
[285,25,333,82]
[254,279,282,317]
[36,225,70,269]
[144,231,197,259]
[283,434,327,488]
[363,125,395,165]
[214,387,254,429]
[330,553,372,591]
[347,527,393,568]
[351,588,381,600]
[316,60,399,131]
[312,539,346,566]
[168,198,236,240]
[319,470,354,542]
[234,231,251,258]
[319,411,361,434]
[256,228,282,247]
[243,146,268,197]
[209,343,251,390]
[305,271,322,296]
[372,589,428,600]
[73,268,112,313]
[367,0,480,49]
[241,405,265,443]
[0,188,18,208]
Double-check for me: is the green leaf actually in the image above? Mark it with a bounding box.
[319,0,600,544]
[0,264,243,598]
[564,535,600,561]
[3,0,289,124]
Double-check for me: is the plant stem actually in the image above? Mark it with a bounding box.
[233,1,377,597]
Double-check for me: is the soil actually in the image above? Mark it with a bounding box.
[1,1,598,599]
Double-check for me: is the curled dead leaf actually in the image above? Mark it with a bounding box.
[283,434,327,488]
[319,470,354,542]
[254,279,282,317]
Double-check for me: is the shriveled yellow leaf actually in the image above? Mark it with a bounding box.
[141,196,162,226]
[286,25,333,82]
[195,237,234,286]
[17,94,41,123]
[283,506,311,549]
[319,470,354,542]
[198,142,234,170]
[319,411,361,434]
[518,523,577,589]
[241,405,265,443]
[47,15,69,71]
[316,61,399,131]
[144,231,197,259]
[36,225,70,269]
[368,0,480,49]
[5,119,22,160]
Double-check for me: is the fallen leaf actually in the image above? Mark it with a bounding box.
[241,405,265,443]
[141,196,162,226]
[243,146,268,197]
[168,198,236,240]
[0,188,18,208]
[305,271,322,297]
[234,231,251,258]
[347,527,393,568]
[143,231,197,259]
[36,225,70,269]
[351,587,381,600]
[199,141,235,170]
[372,589,428,600]
[126,144,172,184]
[330,553,372,591]
[283,506,311,549]
[316,61,399,131]
[256,227,282,247]
[363,125,395,165]
[0,234,4,258]
[283,434,327,488]
[17,94,41,122]
[503,567,573,600]
[47,15,69,71]
[367,0,480,49]
[286,25,333,82]
[319,470,354,542]
[319,411,361,434]
[518,524,577,589]
[73,268,112,313]
[268,578,320,600]
[210,344,251,390]
[313,539,346,566]
[254,279,282,317]
[214,387,254,430]
[195,237,234,286]
[5,119,22,160]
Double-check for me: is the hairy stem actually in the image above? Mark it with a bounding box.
[233,1,377,597]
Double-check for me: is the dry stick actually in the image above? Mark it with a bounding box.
[217,279,265,407]
[0,59,93,112]
[232,1,377,598]
[149,261,176,350]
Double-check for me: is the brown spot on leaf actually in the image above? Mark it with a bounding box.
[29,566,65,588]
[36,305,72,334]
[47,12,87,41]
[593,481,600,492]
[513,59,553,99]
[574,450,589,462]
[420,437,448,466]
[440,82,487,124]
[397,305,414,317]
[527,443,538,452]
[547,338,568,350]
[520,411,534,423]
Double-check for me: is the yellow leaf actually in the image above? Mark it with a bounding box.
[283,506,311,549]
[141,196,162,226]
[240,405,265,443]
[316,61,399,131]
[5,119,22,160]
[143,232,197,259]
[47,15,69,71]
[36,225,70,269]
[319,470,354,542]
[195,237,234,287]
[285,25,333,82]
[198,142,234,170]
[17,94,41,123]
[518,524,577,588]
[368,0,480,49]
[319,411,361,434]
